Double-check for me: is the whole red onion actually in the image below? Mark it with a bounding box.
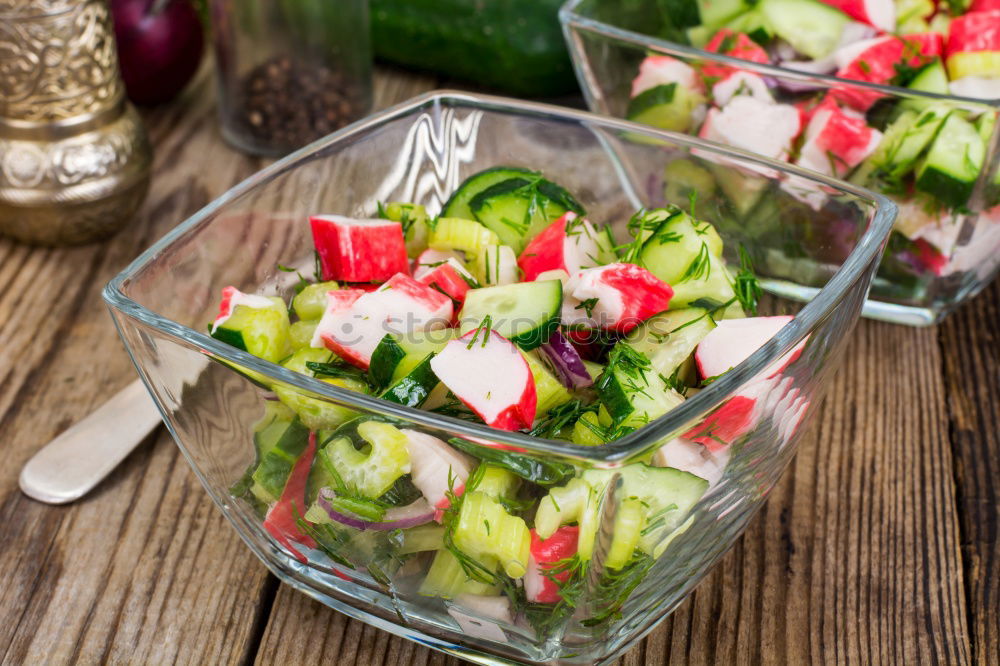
[111,0,204,106]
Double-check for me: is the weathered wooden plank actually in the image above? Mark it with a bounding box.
[940,280,1000,665]
[624,319,971,665]
[0,68,271,665]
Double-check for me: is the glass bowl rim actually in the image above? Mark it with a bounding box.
[103,90,897,465]
[559,0,1000,108]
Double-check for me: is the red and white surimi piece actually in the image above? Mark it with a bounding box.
[417,258,475,305]
[524,527,579,604]
[631,55,705,97]
[413,248,464,279]
[712,71,774,106]
[563,263,673,333]
[211,286,277,333]
[831,36,939,110]
[402,430,474,510]
[695,316,798,380]
[651,438,727,487]
[517,212,604,282]
[429,329,537,430]
[817,0,895,32]
[310,214,409,283]
[796,102,882,177]
[699,96,802,161]
[702,29,771,80]
[313,274,452,368]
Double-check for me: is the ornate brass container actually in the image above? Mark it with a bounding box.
[0,0,152,246]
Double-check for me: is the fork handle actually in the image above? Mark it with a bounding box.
[19,379,163,504]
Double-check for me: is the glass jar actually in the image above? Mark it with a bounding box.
[210,0,372,156]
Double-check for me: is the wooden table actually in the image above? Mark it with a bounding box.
[1,66,997,666]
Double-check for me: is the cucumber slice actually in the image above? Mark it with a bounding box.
[626,83,705,133]
[292,281,339,321]
[597,344,685,433]
[638,211,727,287]
[211,297,290,362]
[572,411,606,446]
[370,330,459,390]
[624,308,717,378]
[380,354,439,408]
[708,163,768,218]
[522,350,573,416]
[901,60,949,112]
[289,319,319,351]
[458,280,562,351]
[275,348,369,430]
[875,106,952,181]
[582,463,709,556]
[468,176,585,252]
[758,0,850,60]
[916,113,986,208]
[441,166,538,221]
[369,335,407,391]
[381,202,431,258]
[697,0,751,27]
[250,417,311,504]
[663,159,717,213]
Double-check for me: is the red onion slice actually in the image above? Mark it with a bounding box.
[316,489,434,530]
[540,331,593,389]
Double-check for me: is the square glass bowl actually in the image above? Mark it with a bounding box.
[103,92,894,665]
[561,0,1000,325]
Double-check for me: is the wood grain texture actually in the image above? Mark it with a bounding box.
[940,279,1000,666]
[0,68,271,665]
[0,61,995,666]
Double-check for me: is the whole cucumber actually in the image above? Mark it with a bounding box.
[370,0,579,97]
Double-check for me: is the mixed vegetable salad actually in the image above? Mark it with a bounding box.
[622,0,1000,295]
[216,166,800,637]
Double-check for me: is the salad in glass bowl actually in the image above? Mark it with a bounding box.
[562,0,1000,324]
[104,93,894,664]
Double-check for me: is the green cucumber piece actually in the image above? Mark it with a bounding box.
[458,280,562,351]
[758,0,850,59]
[901,60,949,112]
[211,297,290,363]
[638,210,723,283]
[250,417,311,504]
[381,202,431,258]
[369,335,407,391]
[582,463,709,556]
[441,166,537,221]
[369,0,577,98]
[370,330,459,390]
[597,344,685,433]
[468,176,584,252]
[522,350,573,416]
[380,354,439,407]
[292,281,339,321]
[663,159,717,213]
[275,348,369,430]
[916,113,986,209]
[624,308,716,378]
[289,320,319,351]
[626,83,706,133]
